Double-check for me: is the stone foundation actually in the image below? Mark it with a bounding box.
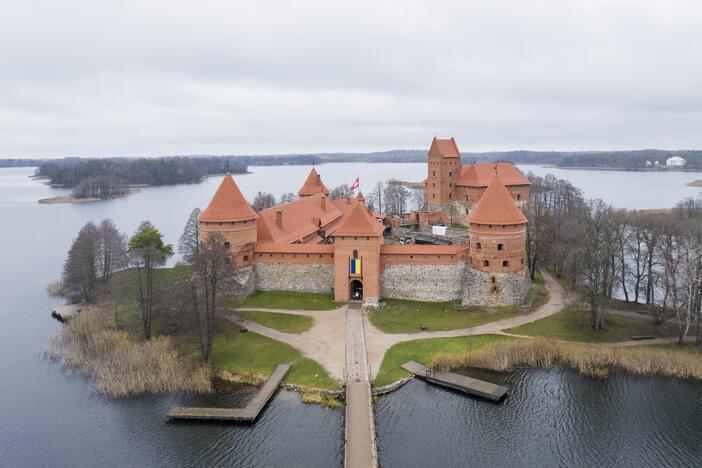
[380,261,466,302]
[461,267,530,307]
[254,263,333,293]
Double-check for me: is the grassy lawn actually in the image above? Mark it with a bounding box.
[112,265,194,337]
[374,334,510,387]
[238,290,344,311]
[369,299,521,334]
[240,311,313,333]
[506,304,673,342]
[369,273,547,334]
[200,320,340,390]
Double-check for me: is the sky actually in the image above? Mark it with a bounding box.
[1,0,701,158]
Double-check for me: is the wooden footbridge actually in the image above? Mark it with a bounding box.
[402,361,509,402]
[167,364,290,422]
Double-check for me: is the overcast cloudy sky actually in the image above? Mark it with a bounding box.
[1,1,701,158]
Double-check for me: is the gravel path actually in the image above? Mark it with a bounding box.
[224,269,568,380]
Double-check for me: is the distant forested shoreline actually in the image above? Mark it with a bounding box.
[3,147,702,198]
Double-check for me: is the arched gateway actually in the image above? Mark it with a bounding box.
[350,280,363,301]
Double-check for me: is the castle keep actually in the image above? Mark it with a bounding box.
[199,138,531,306]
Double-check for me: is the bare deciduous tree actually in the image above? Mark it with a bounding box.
[190,233,237,363]
[251,192,276,211]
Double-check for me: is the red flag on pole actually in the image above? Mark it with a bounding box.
[350,177,359,190]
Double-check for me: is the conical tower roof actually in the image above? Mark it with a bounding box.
[357,190,366,202]
[468,177,527,225]
[334,202,384,237]
[298,167,330,197]
[199,174,258,222]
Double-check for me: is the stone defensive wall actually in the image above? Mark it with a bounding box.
[253,244,334,293]
[461,267,530,307]
[379,245,468,302]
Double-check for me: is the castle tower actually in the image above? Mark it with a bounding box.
[425,137,461,210]
[199,174,258,268]
[332,202,385,303]
[298,167,331,198]
[467,176,527,275]
[463,176,529,306]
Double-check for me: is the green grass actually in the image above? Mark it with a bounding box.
[374,334,510,387]
[112,265,194,337]
[199,321,340,390]
[369,299,522,334]
[506,304,672,342]
[240,311,313,333]
[238,290,345,311]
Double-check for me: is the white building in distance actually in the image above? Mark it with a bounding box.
[666,156,687,167]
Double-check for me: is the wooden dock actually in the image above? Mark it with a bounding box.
[167,364,290,422]
[402,361,509,402]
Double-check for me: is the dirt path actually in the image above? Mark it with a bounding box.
[222,306,347,380]
[364,268,566,377]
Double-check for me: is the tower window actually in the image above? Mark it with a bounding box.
[517,194,521,201]
[448,171,452,176]
[243,255,249,262]
[503,260,509,267]
[483,260,489,267]
[433,171,436,176]
[476,242,481,250]
[224,241,231,249]
[491,276,496,283]
[353,249,359,259]
[521,258,525,265]
[497,243,503,251]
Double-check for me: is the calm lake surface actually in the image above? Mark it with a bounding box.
[0,164,701,467]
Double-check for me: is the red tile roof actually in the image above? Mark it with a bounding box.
[468,177,528,225]
[257,193,342,244]
[298,167,331,196]
[456,163,530,187]
[333,203,385,237]
[199,174,258,223]
[432,137,460,158]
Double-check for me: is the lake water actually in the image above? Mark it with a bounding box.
[0,165,701,466]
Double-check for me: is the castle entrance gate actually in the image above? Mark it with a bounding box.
[350,280,363,301]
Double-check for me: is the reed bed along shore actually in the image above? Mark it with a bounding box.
[45,307,212,397]
[433,338,702,380]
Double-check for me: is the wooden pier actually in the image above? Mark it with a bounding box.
[402,361,509,402]
[167,364,290,422]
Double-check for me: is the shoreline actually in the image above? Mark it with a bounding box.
[547,165,702,173]
[687,179,702,187]
[38,188,141,204]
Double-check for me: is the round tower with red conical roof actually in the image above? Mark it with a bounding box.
[199,174,258,268]
[464,177,529,305]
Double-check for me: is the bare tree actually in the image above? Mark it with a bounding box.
[62,222,100,302]
[128,222,173,340]
[97,219,127,283]
[330,184,353,200]
[383,180,409,214]
[251,192,276,211]
[178,207,201,264]
[190,233,237,363]
[411,187,424,211]
[279,192,297,204]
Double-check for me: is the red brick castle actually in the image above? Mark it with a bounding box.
[199,137,531,306]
